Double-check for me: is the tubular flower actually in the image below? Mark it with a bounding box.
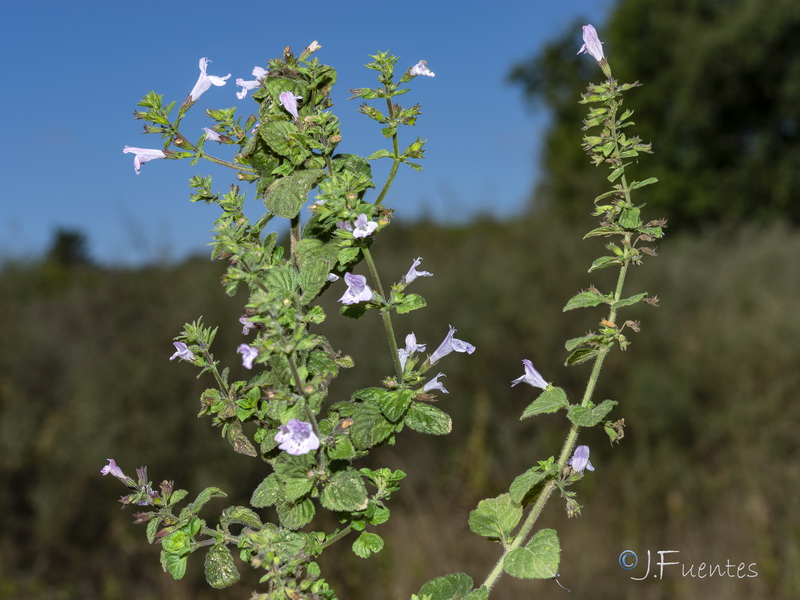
[169,341,195,362]
[423,373,449,394]
[352,213,378,238]
[401,256,433,285]
[569,445,595,474]
[237,344,258,369]
[577,24,605,62]
[203,127,222,142]
[410,60,435,77]
[429,325,475,364]
[511,359,548,390]
[275,419,320,455]
[189,57,231,102]
[236,66,267,100]
[339,273,373,304]
[279,91,302,119]
[101,459,126,480]
[239,316,256,334]
[398,332,426,371]
[123,146,166,174]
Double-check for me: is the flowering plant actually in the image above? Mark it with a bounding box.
[105,27,664,599]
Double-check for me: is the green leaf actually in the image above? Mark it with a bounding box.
[220,506,262,531]
[164,553,188,580]
[628,177,658,190]
[326,435,357,460]
[468,494,522,540]
[503,529,560,579]
[264,169,326,219]
[509,468,547,503]
[463,588,489,600]
[367,149,393,160]
[419,573,474,600]
[565,347,601,366]
[404,402,452,435]
[349,404,395,450]
[205,545,240,589]
[251,474,282,508]
[584,225,621,238]
[299,258,333,304]
[562,291,607,311]
[283,475,315,503]
[352,531,384,558]
[265,264,299,299]
[607,166,625,182]
[225,420,257,457]
[375,388,413,422]
[564,334,601,351]
[146,515,162,544]
[321,469,368,512]
[567,400,617,427]
[162,530,192,556]
[276,498,315,530]
[614,292,647,308]
[338,246,360,266]
[520,386,568,420]
[395,293,427,314]
[188,487,227,514]
[259,120,297,157]
[588,255,621,272]
[619,206,642,229]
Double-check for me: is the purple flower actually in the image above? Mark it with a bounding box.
[569,445,595,474]
[410,60,436,78]
[203,127,223,142]
[511,359,548,390]
[398,332,426,371]
[189,57,231,102]
[352,213,378,238]
[339,273,373,304]
[236,66,267,100]
[325,273,340,282]
[401,256,433,285]
[275,419,320,455]
[239,316,256,334]
[429,325,476,364]
[237,344,258,369]
[169,341,195,362]
[279,91,302,119]
[336,220,354,232]
[423,372,448,394]
[100,459,126,480]
[577,24,605,62]
[123,146,166,175]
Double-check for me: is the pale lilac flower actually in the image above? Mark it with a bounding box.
[239,316,256,334]
[569,445,595,474]
[339,273,373,304]
[326,273,340,282]
[275,419,320,455]
[203,127,223,142]
[423,372,448,394]
[169,341,195,362]
[398,332,426,371]
[401,257,433,285]
[336,220,354,232]
[279,91,302,119]
[236,66,268,100]
[237,344,258,369]
[123,146,166,175]
[100,459,126,480]
[189,57,231,102]
[429,325,476,364]
[410,60,436,78]
[511,359,548,390]
[577,24,605,62]
[352,213,378,238]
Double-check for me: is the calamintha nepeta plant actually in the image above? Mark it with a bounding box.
[104,25,665,599]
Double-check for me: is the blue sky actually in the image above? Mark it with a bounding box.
[2,0,612,265]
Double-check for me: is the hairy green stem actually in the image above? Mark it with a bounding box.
[362,247,404,380]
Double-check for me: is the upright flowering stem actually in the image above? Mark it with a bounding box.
[373,94,401,208]
[362,247,404,380]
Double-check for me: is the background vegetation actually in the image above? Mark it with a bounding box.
[1,0,798,597]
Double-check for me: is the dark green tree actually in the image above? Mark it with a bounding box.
[510,0,800,227]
